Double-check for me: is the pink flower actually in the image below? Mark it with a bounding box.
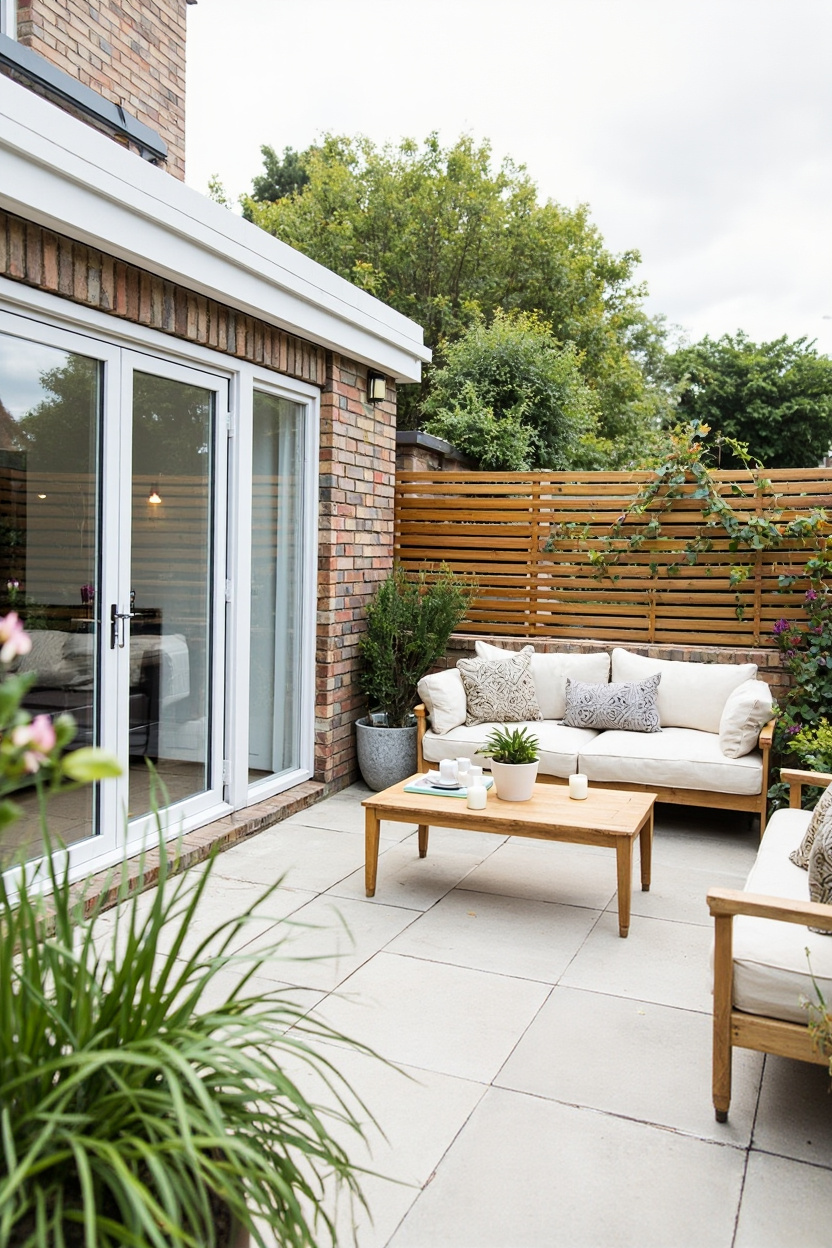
[806,589,819,601]
[0,613,32,663]
[11,716,56,773]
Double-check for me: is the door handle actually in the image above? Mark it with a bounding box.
[110,604,136,649]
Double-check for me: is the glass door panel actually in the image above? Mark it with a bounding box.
[127,370,215,820]
[248,392,304,784]
[0,332,102,863]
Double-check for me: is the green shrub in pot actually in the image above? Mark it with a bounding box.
[359,562,476,728]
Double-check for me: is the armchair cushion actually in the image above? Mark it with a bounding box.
[733,810,832,1021]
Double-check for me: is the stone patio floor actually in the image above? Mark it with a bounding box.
[103,783,832,1247]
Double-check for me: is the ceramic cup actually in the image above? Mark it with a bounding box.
[439,758,458,783]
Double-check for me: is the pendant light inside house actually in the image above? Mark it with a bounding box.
[147,484,162,505]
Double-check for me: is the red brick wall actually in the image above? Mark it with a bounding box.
[316,359,397,783]
[0,207,398,787]
[15,0,187,178]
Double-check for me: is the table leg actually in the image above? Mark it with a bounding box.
[418,824,429,858]
[365,807,380,897]
[615,837,633,938]
[639,808,653,892]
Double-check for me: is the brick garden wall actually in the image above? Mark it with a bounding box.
[317,362,397,783]
[0,207,397,787]
[14,0,188,177]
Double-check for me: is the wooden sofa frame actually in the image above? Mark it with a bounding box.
[414,705,774,833]
[707,768,832,1122]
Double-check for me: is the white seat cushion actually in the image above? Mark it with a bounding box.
[611,648,757,733]
[578,727,762,795]
[733,808,832,1023]
[422,719,599,779]
[475,641,610,719]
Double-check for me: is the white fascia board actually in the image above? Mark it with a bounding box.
[0,76,430,382]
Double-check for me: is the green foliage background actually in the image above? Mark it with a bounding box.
[241,133,673,461]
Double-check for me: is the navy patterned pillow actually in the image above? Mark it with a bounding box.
[563,674,662,733]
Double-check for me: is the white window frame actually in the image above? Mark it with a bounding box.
[0,278,321,883]
[226,364,320,810]
[0,0,16,39]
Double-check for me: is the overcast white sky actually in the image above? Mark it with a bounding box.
[185,0,832,354]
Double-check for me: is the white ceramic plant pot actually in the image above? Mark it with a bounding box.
[490,760,539,802]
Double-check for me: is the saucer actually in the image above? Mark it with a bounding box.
[427,770,462,789]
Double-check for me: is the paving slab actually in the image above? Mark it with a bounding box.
[268,895,419,992]
[735,1151,832,1247]
[560,910,715,1012]
[459,835,619,910]
[752,1053,832,1168]
[210,822,370,892]
[387,888,601,983]
[255,1042,486,1248]
[327,843,486,911]
[496,984,763,1145]
[388,1086,745,1248]
[313,950,550,1083]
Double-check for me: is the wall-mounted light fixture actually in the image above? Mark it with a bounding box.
[147,484,162,505]
[367,372,386,403]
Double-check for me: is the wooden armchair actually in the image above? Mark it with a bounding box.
[707,768,832,1122]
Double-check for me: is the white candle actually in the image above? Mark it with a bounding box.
[569,773,588,800]
[456,756,472,780]
[467,779,487,809]
[439,758,458,783]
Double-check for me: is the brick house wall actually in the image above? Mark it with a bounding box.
[13,0,187,177]
[0,206,396,786]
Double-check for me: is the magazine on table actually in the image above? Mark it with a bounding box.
[404,774,494,799]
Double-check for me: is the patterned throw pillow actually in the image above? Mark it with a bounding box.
[562,674,662,733]
[789,782,832,870]
[808,818,832,934]
[457,646,542,727]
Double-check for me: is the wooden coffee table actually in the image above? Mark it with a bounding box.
[363,778,656,938]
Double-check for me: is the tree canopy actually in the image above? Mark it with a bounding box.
[421,311,605,470]
[665,333,832,468]
[243,132,670,457]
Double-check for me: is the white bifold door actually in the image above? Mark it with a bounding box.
[0,316,228,869]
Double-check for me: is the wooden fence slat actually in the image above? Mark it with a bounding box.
[395,468,832,646]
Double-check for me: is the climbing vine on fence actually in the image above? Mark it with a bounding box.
[545,421,830,618]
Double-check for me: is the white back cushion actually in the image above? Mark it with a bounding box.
[611,648,757,733]
[417,668,467,735]
[719,679,773,758]
[475,640,610,719]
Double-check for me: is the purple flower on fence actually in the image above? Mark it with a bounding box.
[806,588,819,601]
[772,618,789,635]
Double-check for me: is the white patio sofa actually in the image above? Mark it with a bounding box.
[708,768,832,1121]
[416,642,775,829]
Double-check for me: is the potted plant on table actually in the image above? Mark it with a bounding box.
[356,562,475,790]
[0,614,374,1248]
[481,725,540,802]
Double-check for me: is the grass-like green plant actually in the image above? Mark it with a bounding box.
[481,725,539,765]
[0,829,376,1247]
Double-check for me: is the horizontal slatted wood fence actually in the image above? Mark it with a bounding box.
[395,468,832,648]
